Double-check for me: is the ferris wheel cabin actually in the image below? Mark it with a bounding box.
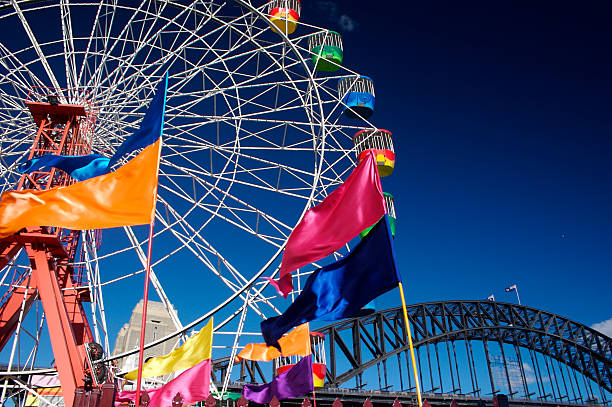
[360,192,397,238]
[338,76,375,118]
[267,0,301,35]
[309,31,343,72]
[274,332,326,387]
[353,128,395,177]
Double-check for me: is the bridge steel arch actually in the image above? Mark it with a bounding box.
[316,301,611,403]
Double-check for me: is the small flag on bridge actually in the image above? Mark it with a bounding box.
[505,284,517,293]
[487,294,495,301]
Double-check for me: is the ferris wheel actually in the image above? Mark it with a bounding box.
[0,0,394,404]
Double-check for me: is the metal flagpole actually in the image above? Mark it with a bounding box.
[506,284,521,305]
[134,92,165,406]
[398,282,422,407]
[134,220,156,407]
[308,323,317,407]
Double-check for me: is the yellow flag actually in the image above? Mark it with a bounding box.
[124,318,213,380]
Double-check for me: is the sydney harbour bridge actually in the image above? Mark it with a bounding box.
[214,301,612,407]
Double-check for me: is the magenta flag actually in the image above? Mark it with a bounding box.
[243,355,314,403]
[115,359,211,407]
[269,151,386,297]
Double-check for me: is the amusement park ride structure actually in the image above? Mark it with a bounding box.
[0,2,609,407]
[0,0,394,406]
[0,92,113,406]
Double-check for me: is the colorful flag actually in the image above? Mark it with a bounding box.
[19,75,168,181]
[269,151,386,298]
[505,285,517,292]
[487,294,495,301]
[261,217,399,346]
[236,323,310,362]
[0,139,160,238]
[25,386,63,407]
[243,354,314,403]
[123,318,213,380]
[29,375,61,388]
[0,75,167,238]
[116,358,211,407]
[19,154,111,182]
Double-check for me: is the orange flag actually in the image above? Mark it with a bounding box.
[236,323,310,362]
[0,139,161,238]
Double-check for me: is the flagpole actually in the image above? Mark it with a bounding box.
[134,219,155,407]
[134,84,165,407]
[308,323,316,407]
[398,282,422,407]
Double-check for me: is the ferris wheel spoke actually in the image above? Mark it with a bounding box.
[76,1,114,87]
[81,1,167,93]
[23,306,46,370]
[172,41,307,105]
[60,0,79,94]
[151,198,279,318]
[9,0,64,96]
[0,44,49,97]
[120,226,184,333]
[157,165,293,248]
[160,145,317,204]
[81,230,113,354]
[208,147,318,194]
[220,294,249,395]
[83,3,225,102]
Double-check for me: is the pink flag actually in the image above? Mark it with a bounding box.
[269,151,386,298]
[115,359,211,407]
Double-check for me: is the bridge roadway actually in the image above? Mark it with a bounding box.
[222,383,602,407]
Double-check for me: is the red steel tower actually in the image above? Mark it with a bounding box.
[0,90,113,407]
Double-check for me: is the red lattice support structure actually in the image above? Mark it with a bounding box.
[0,90,105,407]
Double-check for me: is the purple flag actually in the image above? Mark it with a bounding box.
[243,355,314,403]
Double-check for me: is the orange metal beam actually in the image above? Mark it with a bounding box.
[0,272,37,351]
[0,98,101,407]
[27,243,85,407]
[0,241,22,270]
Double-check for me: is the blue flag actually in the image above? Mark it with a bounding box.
[261,216,400,347]
[19,154,110,181]
[107,75,168,168]
[19,74,168,181]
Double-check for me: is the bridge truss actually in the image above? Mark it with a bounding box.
[218,301,611,406]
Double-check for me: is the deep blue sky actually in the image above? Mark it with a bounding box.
[306,1,612,332]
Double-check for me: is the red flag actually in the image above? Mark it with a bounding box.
[268,151,385,297]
